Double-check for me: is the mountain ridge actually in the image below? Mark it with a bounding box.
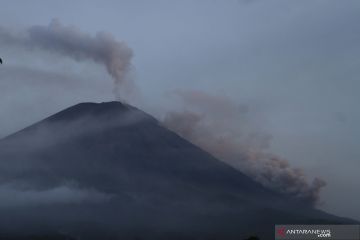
[0,101,356,239]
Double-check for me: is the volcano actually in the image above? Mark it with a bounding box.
[0,102,355,239]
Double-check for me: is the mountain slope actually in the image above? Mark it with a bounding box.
[0,102,355,239]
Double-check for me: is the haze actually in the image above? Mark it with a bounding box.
[0,0,359,219]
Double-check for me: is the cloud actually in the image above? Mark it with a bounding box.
[0,19,133,99]
[163,90,326,205]
[0,184,112,207]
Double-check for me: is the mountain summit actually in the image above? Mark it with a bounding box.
[0,102,355,239]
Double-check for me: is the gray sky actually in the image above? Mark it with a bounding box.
[0,0,359,219]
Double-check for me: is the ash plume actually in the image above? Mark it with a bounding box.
[0,20,326,205]
[0,19,133,99]
[163,90,326,205]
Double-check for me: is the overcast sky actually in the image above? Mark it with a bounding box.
[0,0,359,219]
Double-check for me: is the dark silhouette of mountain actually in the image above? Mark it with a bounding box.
[0,102,356,239]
